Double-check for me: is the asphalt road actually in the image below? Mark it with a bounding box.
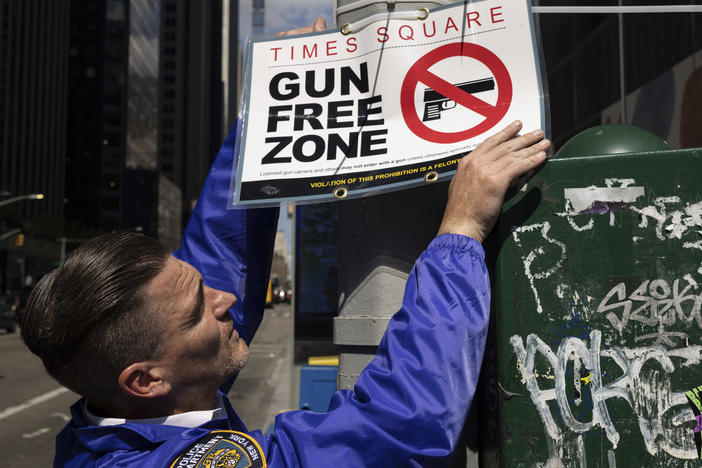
[230,302,298,432]
[0,327,78,467]
[0,302,296,467]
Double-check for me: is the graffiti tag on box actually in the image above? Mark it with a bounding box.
[508,178,702,466]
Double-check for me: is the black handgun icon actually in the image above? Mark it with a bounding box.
[422,77,495,122]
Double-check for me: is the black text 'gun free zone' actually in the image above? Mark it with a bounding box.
[422,77,495,122]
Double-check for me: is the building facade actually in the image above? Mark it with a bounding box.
[65,0,187,247]
[159,0,231,225]
[65,0,130,232]
[0,0,71,291]
[0,0,70,222]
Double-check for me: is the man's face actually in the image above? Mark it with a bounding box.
[144,256,248,392]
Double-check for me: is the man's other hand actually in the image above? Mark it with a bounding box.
[276,17,327,36]
[437,121,550,243]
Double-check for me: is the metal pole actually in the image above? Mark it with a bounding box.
[332,2,475,467]
[618,0,627,123]
[17,258,25,288]
[333,0,447,388]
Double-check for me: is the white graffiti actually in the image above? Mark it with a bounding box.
[511,179,702,320]
[563,185,645,212]
[596,276,702,346]
[555,178,702,248]
[511,330,700,464]
[558,179,645,230]
[560,198,594,232]
[634,197,702,245]
[512,222,567,314]
[605,178,636,188]
[508,177,702,465]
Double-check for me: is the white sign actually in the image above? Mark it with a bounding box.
[233,0,545,206]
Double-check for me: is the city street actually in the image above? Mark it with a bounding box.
[0,327,78,467]
[230,302,298,432]
[0,302,296,467]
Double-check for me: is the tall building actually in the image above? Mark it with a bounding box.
[159,0,227,224]
[0,0,70,222]
[65,0,181,249]
[122,0,184,249]
[121,169,181,251]
[65,0,130,232]
[271,230,289,282]
[222,0,239,130]
[0,0,71,291]
[252,0,264,36]
[126,0,160,170]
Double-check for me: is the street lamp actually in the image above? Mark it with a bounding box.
[0,193,45,207]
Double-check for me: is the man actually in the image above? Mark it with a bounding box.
[21,19,551,468]
[21,118,548,467]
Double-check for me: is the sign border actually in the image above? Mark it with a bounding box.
[231,0,546,207]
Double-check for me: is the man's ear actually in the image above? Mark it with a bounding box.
[118,362,171,398]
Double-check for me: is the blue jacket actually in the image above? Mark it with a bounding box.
[54,123,490,467]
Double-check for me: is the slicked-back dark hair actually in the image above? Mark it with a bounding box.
[21,232,170,399]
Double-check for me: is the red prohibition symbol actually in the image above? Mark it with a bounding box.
[400,42,513,144]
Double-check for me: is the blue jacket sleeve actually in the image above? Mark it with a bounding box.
[257,234,490,467]
[174,121,279,346]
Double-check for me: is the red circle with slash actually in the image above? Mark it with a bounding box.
[401,42,513,144]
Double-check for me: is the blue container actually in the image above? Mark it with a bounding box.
[299,365,338,412]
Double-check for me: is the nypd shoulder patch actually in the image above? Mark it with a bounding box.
[169,430,266,468]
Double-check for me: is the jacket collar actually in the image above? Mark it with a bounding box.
[68,392,247,453]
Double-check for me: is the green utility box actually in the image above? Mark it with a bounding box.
[485,126,702,466]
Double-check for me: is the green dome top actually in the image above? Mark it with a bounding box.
[555,125,670,158]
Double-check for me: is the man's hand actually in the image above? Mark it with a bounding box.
[276,17,327,36]
[437,121,550,243]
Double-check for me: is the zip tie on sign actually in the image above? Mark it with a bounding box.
[532,5,702,14]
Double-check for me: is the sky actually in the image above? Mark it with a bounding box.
[238,0,335,42]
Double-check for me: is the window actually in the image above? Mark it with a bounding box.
[253,11,264,27]
[101,196,120,211]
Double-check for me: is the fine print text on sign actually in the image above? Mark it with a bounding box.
[233,0,545,206]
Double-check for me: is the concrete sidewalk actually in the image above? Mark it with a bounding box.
[228,302,300,433]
